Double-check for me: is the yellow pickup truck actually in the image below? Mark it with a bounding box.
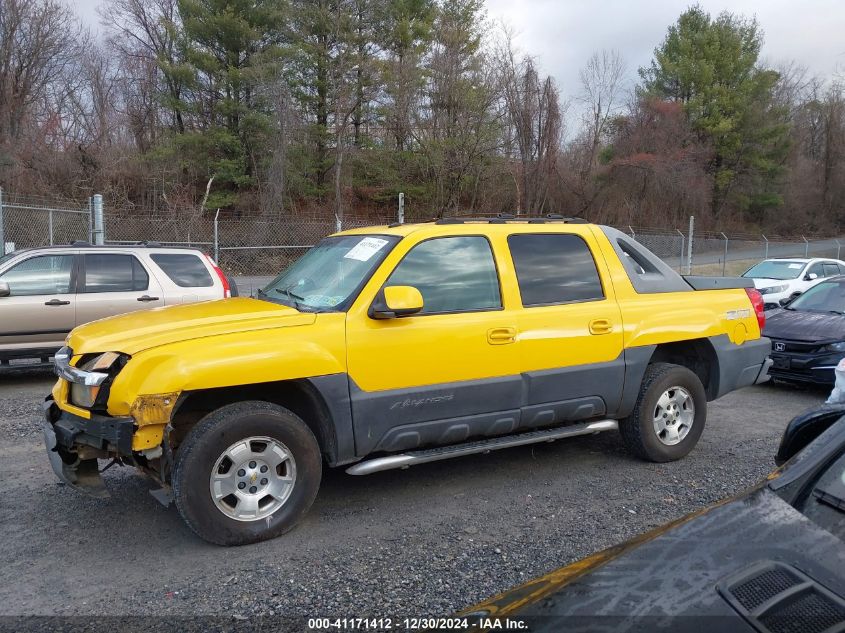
[43,216,771,545]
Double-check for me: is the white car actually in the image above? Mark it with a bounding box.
[741,257,845,310]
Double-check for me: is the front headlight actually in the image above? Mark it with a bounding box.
[821,342,845,353]
[70,382,101,408]
[759,284,789,295]
[68,352,122,408]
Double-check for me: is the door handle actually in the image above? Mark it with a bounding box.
[137,295,160,302]
[487,327,516,345]
[44,299,70,306]
[589,319,613,335]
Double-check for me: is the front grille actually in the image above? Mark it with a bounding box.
[770,339,820,354]
[732,567,801,611]
[760,590,845,633]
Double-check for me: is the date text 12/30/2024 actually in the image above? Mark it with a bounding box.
[307,617,528,630]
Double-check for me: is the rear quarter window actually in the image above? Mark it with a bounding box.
[150,253,214,287]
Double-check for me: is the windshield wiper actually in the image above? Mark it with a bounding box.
[274,285,305,309]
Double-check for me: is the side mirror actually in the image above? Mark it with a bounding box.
[779,297,794,307]
[0,281,9,297]
[369,285,424,319]
[806,272,818,281]
[775,405,845,466]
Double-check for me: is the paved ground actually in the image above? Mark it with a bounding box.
[0,370,827,621]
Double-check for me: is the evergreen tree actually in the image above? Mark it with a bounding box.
[640,6,789,221]
[175,0,285,206]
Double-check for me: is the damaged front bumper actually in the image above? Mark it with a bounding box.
[43,397,135,497]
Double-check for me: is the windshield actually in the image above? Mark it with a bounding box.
[787,280,845,313]
[742,260,806,280]
[258,234,399,311]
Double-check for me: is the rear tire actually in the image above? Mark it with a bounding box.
[619,363,706,462]
[173,401,321,546]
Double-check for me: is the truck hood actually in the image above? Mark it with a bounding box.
[67,298,316,356]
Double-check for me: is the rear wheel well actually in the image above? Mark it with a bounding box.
[649,339,719,400]
[168,380,337,463]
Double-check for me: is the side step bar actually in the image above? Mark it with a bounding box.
[345,419,618,476]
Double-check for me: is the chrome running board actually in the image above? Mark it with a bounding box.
[345,419,618,476]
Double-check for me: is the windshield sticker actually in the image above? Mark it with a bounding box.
[344,237,389,262]
[305,295,344,307]
[788,263,802,269]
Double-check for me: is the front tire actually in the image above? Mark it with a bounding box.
[619,363,707,462]
[172,401,322,545]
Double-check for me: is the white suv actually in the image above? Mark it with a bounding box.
[0,243,235,366]
[741,257,845,310]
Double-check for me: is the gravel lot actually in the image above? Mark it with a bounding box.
[0,370,827,622]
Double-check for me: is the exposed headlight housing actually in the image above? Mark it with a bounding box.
[759,284,789,295]
[62,351,123,409]
[821,342,845,353]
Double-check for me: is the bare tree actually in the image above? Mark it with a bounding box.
[0,0,82,146]
[579,49,626,167]
[496,30,563,214]
[100,0,186,133]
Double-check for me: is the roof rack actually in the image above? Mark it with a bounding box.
[435,213,589,225]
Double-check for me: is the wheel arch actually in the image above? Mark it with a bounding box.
[648,338,719,400]
[619,338,720,418]
[169,376,355,467]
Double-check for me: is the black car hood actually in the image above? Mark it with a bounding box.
[764,308,845,343]
[467,486,845,632]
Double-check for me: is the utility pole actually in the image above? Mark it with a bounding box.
[92,194,104,245]
[686,216,694,275]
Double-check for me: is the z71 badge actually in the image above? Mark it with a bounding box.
[726,308,752,320]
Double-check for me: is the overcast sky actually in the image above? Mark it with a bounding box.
[73,0,845,130]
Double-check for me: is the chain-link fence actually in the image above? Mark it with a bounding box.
[3,189,845,278]
[0,191,91,254]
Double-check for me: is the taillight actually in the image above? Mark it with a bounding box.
[205,254,231,298]
[745,287,765,331]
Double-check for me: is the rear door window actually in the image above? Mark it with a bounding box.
[83,254,149,293]
[823,263,840,278]
[150,253,214,287]
[0,255,74,296]
[508,234,604,306]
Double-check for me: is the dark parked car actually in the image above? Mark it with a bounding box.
[457,405,845,633]
[764,276,845,385]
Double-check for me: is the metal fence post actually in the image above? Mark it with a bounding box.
[628,225,635,239]
[721,232,728,276]
[686,215,694,275]
[213,208,220,262]
[802,235,809,258]
[762,234,769,260]
[837,239,842,260]
[0,187,4,257]
[48,210,54,246]
[676,229,685,273]
[92,194,104,245]
[398,192,405,224]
